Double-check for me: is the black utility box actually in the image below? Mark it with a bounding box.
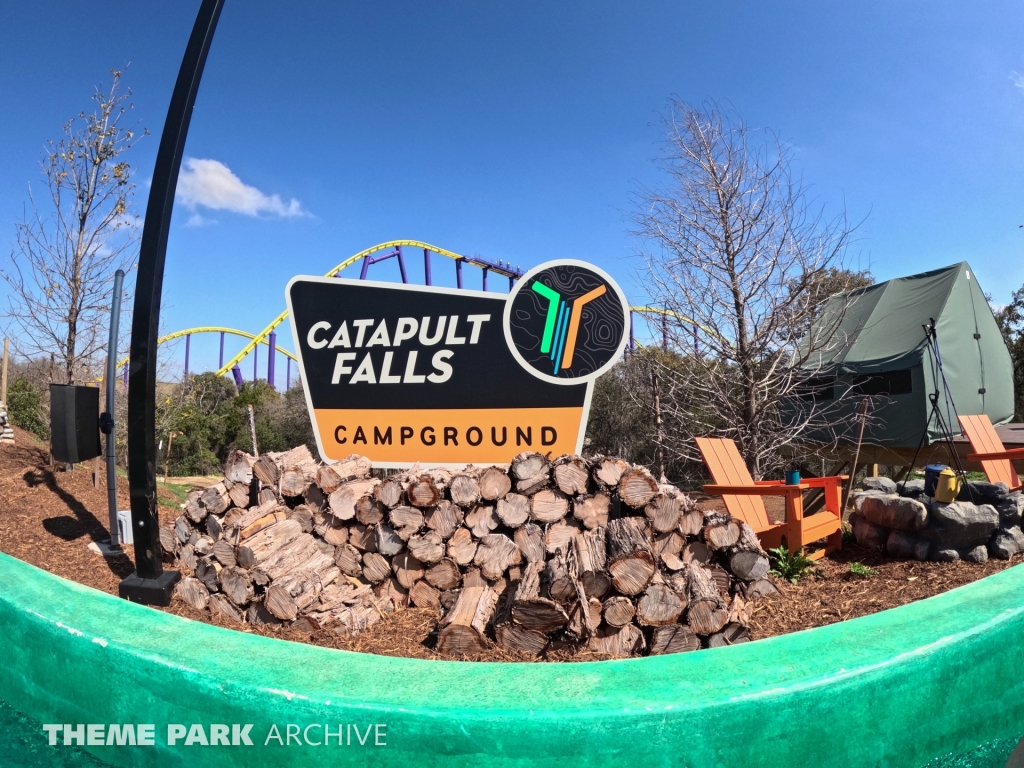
[49,384,101,463]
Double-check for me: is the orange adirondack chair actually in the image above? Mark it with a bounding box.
[958,414,1024,490]
[696,437,845,560]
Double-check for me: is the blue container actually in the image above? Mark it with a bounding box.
[785,469,801,485]
[924,464,948,496]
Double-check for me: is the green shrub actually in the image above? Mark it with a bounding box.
[768,545,815,584]
[6,378,48,438]
[842,522,857,546]
[849,561,877,578]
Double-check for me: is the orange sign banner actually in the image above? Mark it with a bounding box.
[313,407,585,464]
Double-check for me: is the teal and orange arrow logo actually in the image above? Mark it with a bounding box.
[531,281,607,374]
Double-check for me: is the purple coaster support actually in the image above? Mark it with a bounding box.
[629,312,635,353]
[456,258,463,289]
[286,358,291,390]
[183,334,191,377]
[231,365,243,392]
[662,315,668,348]
[218,331,225,369]
[482,267,489,291]
[360,255,371,280]
[424,248,432,285]
[397,245,408,283]
[268,331,276,389]
[253,345,258,382]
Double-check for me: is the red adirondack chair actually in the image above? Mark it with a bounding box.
[696,437,845,560]
[958,414,1024,491]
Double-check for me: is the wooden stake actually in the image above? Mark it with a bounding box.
[165,431,180,484]
[842,398,870,519]
[1,337,8,405]
[247,404,259,457]
[652,365,666,483]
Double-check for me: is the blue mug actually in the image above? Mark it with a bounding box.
[785,469,801,485]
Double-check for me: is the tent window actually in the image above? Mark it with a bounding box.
[796,377,835,401]
[854,369,913,396]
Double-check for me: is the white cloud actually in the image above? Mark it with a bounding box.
[186,212,216,227]
[176,158,307,219]
[1012,71,1024,94]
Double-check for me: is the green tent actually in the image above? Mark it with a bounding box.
[796,262,1013,448]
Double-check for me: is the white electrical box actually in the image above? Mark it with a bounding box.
[116,510,133,545]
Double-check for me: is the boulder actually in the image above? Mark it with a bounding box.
[852,490,887,511]
[988,531,1018,560]
[885,530,919,559]
[862,477,897,495]
[859,494,928,532]
[997,493,1024,528]
[957,481,1010,505]
[962,544,989,563]
[925,501,999,550]
[852,514,888,552]
[897,479,925,497]
[1005,525,1024,551]
[913,539,930,561]
[932,547,960,562]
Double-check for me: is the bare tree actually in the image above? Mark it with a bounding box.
[632,99,863,478]
[2,69,143,384]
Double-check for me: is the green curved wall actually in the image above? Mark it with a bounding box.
[1,552,1022,767]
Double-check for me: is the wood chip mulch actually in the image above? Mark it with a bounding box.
[1,424,1018,661]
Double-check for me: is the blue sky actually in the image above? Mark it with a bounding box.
[3,1,1024,384]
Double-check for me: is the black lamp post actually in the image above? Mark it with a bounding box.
[119,0,226,605]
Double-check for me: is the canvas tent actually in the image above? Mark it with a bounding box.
[795,262,1013,448]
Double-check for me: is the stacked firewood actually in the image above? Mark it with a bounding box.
[0,402,13,445]
[165,447,776,658]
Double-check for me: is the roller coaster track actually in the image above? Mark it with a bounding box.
[125,243,717,386]
[113,326,298,385]
[628,305,724,348]
[212,239,523,378]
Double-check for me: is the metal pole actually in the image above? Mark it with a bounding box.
[268,331,276,388]
[218,330,225,369]
[103,270,125,547]
[629,312,635,353]
[231,365,243,391]
[286,357,291,390]
[122,0,224,605]
[424,248,432,285]
[396,245,407,283]
[456,258,463,289]
[482,267,489,291]
[360,255,370,280]
[662,315,668,349]
[183,333,190,377]
[253,344,258,382]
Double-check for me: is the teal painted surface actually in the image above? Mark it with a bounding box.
[1,551,1023,768]
[0,699,107,768]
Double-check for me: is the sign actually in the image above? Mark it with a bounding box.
[287,259,629,467]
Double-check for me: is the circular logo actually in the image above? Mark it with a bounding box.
[503,260,629,385]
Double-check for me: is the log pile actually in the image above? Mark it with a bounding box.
[0,402,12,445]
[166,448,776,658]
